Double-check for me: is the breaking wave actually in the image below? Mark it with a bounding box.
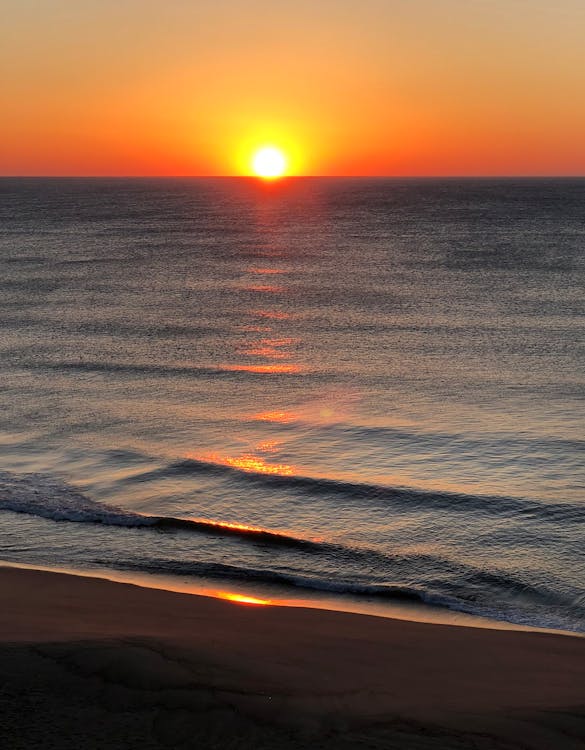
[0,471,318,549]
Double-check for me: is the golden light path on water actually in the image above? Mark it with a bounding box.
[250,268,287,275]
[198,235,307,482]
[196,452,294,476]
[220,364,301,374]
[251,410,298,423]
[241,284,286,293]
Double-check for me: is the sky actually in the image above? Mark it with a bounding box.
[2,0,584,176]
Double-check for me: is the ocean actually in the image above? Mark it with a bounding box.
[0,177,583,632]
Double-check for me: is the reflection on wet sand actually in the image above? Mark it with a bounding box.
[216,591,272,605]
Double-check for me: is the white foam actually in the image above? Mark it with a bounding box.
[0,471,154,527]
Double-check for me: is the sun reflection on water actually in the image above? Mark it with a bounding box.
[249,268,287,275]
[251,410,298,423]
[243,284,285,293]
[239,346,288,359]
[210,209,305,495]
[199,452,294,476]
[192,518,269,533]
[262,337,297,347]
[256,440,280,453]
[221,363,301,374]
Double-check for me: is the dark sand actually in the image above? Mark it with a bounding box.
[0,566,583,749]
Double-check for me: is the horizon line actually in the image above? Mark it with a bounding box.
[2,174,585,180]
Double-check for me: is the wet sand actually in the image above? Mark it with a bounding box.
[0,566,583,749]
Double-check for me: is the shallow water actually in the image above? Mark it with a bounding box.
[0,177,583,631]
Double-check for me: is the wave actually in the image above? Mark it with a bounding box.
[0,471,155,527]
[98,555,464,606]
[0,469,478,578]
[155,517,318,549]
[0,471,318,549]
[0,471,478,576]
[240,411,585,456]
[122,457,583,524]
[319,421,585,455]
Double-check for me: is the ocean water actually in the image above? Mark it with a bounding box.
[0,177,583,632]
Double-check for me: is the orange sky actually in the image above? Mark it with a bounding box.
[2,0,584,176]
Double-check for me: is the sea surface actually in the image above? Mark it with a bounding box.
[0,177,583,631]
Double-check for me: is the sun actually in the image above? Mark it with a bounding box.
[252,146,287,179]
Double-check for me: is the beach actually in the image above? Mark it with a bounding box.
[1,566,583,749]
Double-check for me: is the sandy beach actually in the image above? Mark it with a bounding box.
[0,566,583,749]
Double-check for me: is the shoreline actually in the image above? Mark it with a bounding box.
[2,558,579,637]
[1,564,584,749]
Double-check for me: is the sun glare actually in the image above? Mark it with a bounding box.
[252,146,287,179]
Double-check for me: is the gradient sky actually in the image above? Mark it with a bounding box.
[2,0,584,176]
